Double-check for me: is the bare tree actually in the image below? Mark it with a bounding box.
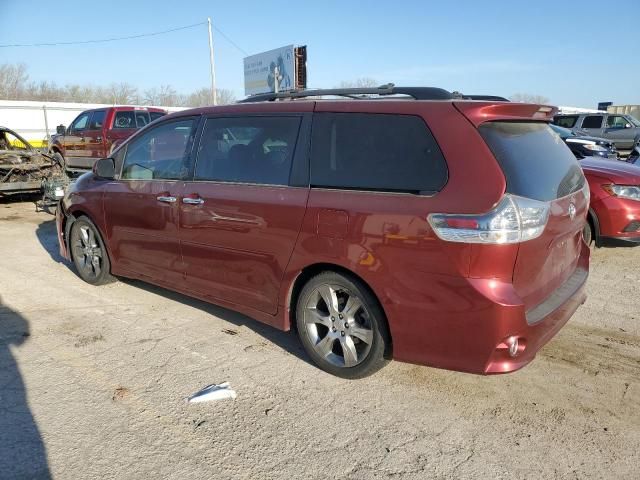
[216,88,236,105]
[510,93,550,104]
[0,62,237,106]
[0,63,29,99]
[183,88,236,107]
[105,82,139,104]
[337,77,380,88]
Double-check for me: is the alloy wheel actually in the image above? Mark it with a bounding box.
[72,225,103,279]
[302,284,374,368]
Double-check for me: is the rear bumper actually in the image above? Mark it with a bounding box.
[387,243,590,375]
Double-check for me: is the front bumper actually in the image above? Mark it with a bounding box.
[592,195,640,245]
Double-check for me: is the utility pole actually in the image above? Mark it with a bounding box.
[274,65,280,94]
[207,17,217,106]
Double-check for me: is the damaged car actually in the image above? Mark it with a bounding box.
[0,126,66,197]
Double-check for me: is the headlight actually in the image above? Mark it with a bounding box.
[603,184,640,201]
[583,144,608,152]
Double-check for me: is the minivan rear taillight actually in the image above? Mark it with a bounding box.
[428,195,550,244]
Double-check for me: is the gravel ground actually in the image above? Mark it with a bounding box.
[0,199,638,479]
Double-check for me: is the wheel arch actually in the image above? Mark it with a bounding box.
[65,209,111,266]
[285,262,393,357]
[587,207,601,247]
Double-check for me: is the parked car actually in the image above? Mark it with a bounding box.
[56,86,590,378]
[549,124,640,246]
[49,106,166,172]
[628,141,640,165]
[579,158,640,246]
[553,112,640,152]
[0,126,64,195]
[549,124,618,159]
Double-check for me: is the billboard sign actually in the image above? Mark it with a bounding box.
[244,45,295,96]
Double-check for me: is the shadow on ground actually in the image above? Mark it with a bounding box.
[33,214,312,367]
[0,296,51,479]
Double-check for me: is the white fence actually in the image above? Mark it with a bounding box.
[0,100,185,147]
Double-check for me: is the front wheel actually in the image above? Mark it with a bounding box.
[295,271,388,379]
[70,216,114,285]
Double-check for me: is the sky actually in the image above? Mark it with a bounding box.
[1,0,639,107]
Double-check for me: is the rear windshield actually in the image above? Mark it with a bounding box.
[113,111,151,129]
[479,122,584,201]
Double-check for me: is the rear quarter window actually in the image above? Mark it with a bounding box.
[310,113,448,194]
[479,122,584,202]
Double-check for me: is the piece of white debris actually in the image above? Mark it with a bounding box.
[187,382,237,403]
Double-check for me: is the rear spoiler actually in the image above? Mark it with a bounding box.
[453,102,558,127]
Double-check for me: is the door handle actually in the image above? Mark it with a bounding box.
[157,195,177,203]
[182,197,205,205]
[96,136,103,142]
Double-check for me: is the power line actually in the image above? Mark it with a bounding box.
[0,21,207,48]
[0,20,250,57]
[212,25,249,56]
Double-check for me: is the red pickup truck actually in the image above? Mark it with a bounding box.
[49,106,167,170]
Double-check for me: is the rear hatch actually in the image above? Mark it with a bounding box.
[478,120,588,311]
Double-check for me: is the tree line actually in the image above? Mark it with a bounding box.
[0,63,236,106]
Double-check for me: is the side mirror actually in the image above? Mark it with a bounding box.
[93,157,116,179]
[56,125,66,135]
[625,123,632,128]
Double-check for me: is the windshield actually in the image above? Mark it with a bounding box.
[627,115,640,127]
[549,123,573,138]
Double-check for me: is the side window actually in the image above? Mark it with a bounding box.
[70,112,90,132]
[135,111,151,127]
[194,116,301,186]
[113,111,136,129]
[310,113,448,194]
[150,112,166,122]
[121,119,195,180]
[606,115,627,128]
[582,115,604,129]
[88,110,106,130]
[555,116,577,128]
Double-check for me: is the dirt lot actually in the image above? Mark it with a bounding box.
[1,199,638,479]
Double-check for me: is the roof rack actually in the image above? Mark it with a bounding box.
[238,83,454,103]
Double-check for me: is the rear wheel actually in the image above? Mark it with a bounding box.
[295,271,388,379]
[70,216,113,285]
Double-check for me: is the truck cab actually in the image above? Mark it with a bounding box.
[50,106,166,171]
[553,112,640,152]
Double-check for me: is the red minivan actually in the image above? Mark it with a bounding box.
[56,86,590,378]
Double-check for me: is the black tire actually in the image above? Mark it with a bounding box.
[51,152,66,170]
[295,271,388,379]
[583,221,593,247]
[69,216,114,285]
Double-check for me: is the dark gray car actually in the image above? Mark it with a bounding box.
[553,112,640,151]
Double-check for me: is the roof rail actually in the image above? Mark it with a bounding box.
[460,95,510,102]
[238,83,454,103]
